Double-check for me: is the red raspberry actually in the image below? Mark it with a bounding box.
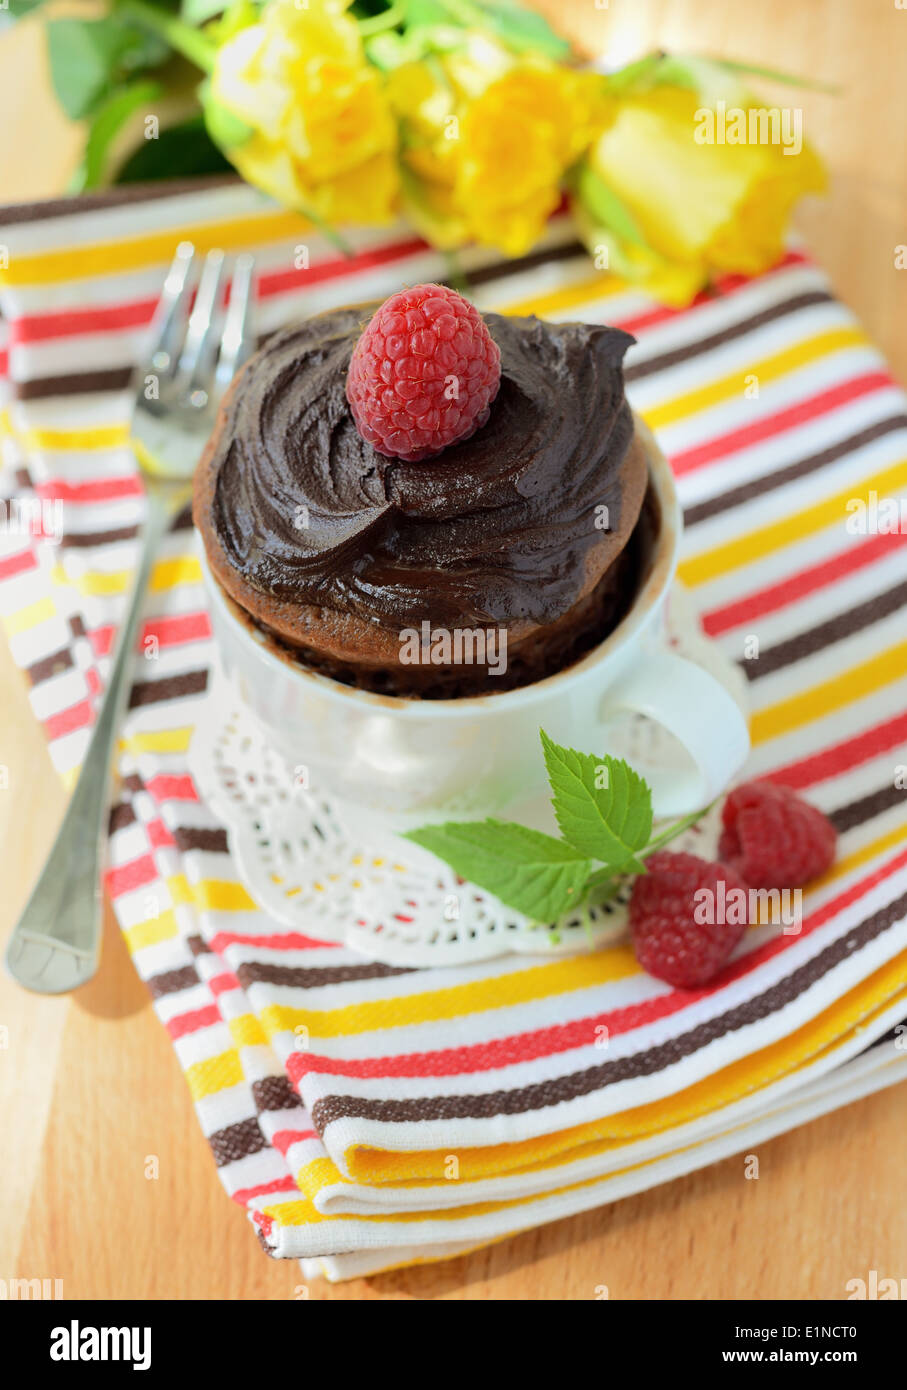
[718,781,837,888]
[346,283,502,461]
[629,851,750,989]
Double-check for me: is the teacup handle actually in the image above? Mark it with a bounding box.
[596,648,751,818]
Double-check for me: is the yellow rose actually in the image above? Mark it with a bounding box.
[389,41,604,257]
[207,0,398,225]
[574,83,826,305]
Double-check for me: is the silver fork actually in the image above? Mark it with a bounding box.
[5,242,256,994]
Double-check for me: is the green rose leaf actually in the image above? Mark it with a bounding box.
[475,0,570,60]
[573,164,651,251]
[75,79,163,192]
[540,731,653,872]
[404,819,591,923]
[46,16,169,120]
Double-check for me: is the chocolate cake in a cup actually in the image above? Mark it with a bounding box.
[193,284,659,698]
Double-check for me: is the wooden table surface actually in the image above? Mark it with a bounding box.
[1,0,905,1300]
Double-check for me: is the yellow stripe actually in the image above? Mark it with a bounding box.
[751,640,907,744]
[22,423,129,452]
[260,945,640,1040]
[123,908,178,953]
[50,554,202,599]
[119,727,194,755]
[151,556,202,591]
[678,459,907,588]
[2,596,56,636]
[345,955,907,1186]
[643,326,866,431]
[493,274,621,319]
[229,1013,268,1049]
[817,823,907,887]
[176,875,258,913]
[186,1050,245,1102]
[0,208,312,288]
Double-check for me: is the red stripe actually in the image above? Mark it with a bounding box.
[143,611,211,647]
[258,236,428,299]
[207,930,340,952]
[145,772,199,802]
[10,297,156,345]
[0,549,37,580]
[289,847,907,1081]
[208,970,241,996]
[233,1176,299,1206]
[166,1003,220,1040]
[614,251,808,337]
[701,529,907,636]
[671,371,893,477]
[36,477,142,502]
[250,1211,274,1232]
[88,624,115,658]
[85,667,102,698]
[9,238,430,347]
[43,697,93,740]
[105,852,157,897]
[91,610,212,659]
[147,817,176,850]
[271,1128,317,1156]
[766,710,907,790]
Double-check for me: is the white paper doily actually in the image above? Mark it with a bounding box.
[187,585,748,967]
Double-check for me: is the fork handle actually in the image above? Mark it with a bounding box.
[5,487,185,993]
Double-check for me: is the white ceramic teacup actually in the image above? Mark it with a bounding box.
[199,424,750,835]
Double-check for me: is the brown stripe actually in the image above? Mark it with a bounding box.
[62,524,139,549]
[744,578,907,680]
[252,1076,300,1113]
[15,368,132,400]
[26,646,73,685]
[208,1116,269,1168]
[237,959,413,991]
[830,783,907,835]
[186,934,209,958]
[625,289,831,383]
[0,174,240,226]
[685,414,907,527]
[461,239,588,289]
[14,467,33,490]
[309,888,907,1132]
[146,963,200,1000]
[172,826,229,855]
[68,614,86,640]
[121,772,144,794]
[108,802,136,835]
[128,669,208,708]
[172,503,194,532]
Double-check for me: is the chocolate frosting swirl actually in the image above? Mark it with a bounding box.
[206,306,636,632]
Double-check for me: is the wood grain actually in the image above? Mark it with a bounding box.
[1,0,905,1299]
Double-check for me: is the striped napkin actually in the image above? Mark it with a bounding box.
[1,180,906,1281]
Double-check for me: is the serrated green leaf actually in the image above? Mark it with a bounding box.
[540,730,652,872]
[404,819,590,923]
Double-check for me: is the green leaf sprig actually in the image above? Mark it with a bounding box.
[405,729,710,930]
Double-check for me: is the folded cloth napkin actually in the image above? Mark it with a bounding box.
[1,182,906,1280]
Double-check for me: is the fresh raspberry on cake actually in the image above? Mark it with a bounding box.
[718,780,837,888]
[346,283,502,461]
[629,851,750,988]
